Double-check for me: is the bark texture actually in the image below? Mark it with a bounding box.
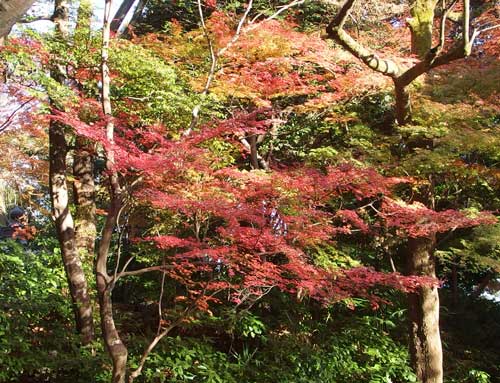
[408,0,439,58]
[96,0,129,381]
[48,0,94,346]
[73,137,96,259]
[0,0,36,38]
[394,80,411,125]
[49,121,94,345]
[110,0,135,32]
[406,236,443,383]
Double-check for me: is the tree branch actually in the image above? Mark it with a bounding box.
[128,284,221,382]
[0,97,34,133]
[435,0,458,56]
[115,265,174,280]
[18,15,53,23]
[325,0,402,78]
[248,0,304,27]
[184,0,221,136]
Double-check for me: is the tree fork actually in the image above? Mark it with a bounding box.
[326,0,485,125]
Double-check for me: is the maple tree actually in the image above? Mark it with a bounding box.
[56,74,496,382]
[326,0,500,125]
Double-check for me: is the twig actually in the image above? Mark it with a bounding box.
[184,0,221,136]
[111,203,129,289]
[248,0,305,27]
[388,254,397,273]
[18,15,53,24]
[128,283,219,382]
[434,0,458,58]
[477,23,500,34]
[0,97,35,133]
[115,265,174,280]
[157,262,167,336]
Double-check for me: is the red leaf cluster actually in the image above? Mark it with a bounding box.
[380,198,497,238]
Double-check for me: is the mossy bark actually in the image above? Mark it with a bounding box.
[408,0,439,58]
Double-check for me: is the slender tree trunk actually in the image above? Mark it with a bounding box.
[394,80,411,125]
[73,0,96,261]
[49,121,94,345]
[96,1,129,381]
[406,235,443,383]
[248,135,260,170]
[73,137,96,259]
[96,199,128,383]
[408,0,439,58]
[0,179,7,226]
[48,0,94,345]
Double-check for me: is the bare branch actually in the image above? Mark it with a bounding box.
[248,0,304,27]
[18,15,53,24]
[478,23,500,34]
[128,321,177,382]
[156,264,167,336]
[0,97,34,133]
[325,0,402,78]
[115,265,174,280]
[435,0,458,56]
[111,204,129,289]
[463,0,470,49]
[183,0,220,136]
[128,284,220,382]
[218,0,254,57]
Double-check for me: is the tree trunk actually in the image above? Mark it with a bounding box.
[110,0,135,32]
[0,179,7,226]
[394,80,411,125]
[47,0,95,346]
[73,137,96,260]
[96,186,128,383]
[96,1,129,381]
[406,235,443,383]
[0,0,36,38]
[248,135,260,170]
[96,241,128,383]
[408,0,439,58]
[49,121,94,345]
